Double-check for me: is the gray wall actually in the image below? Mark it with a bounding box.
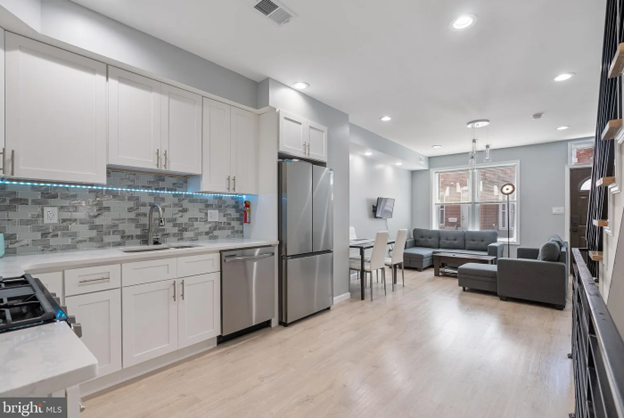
[263,79,351,298]
[350,153,412,239]
[412,140,584,256]
[0,0,258,108]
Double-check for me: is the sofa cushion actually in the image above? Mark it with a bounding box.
[433,249,488,256]
[465,231,498,251]
[538,242,561,261]
[458,263,498,279]
[412,229,439,249]
[404,247,435,260]
[439,230,465,249]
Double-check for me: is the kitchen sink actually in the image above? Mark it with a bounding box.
[121,244,201,253]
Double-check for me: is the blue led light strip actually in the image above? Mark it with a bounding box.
[0,180,246,199]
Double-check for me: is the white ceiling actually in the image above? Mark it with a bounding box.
[71,0,605,157]
[349,143,425,171]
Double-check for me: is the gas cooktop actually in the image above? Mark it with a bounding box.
[0,274,70,334]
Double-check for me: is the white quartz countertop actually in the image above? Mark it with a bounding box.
[0,238,278,276]
[0,322,98,396]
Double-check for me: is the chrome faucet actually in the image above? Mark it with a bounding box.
[148,203,166,246]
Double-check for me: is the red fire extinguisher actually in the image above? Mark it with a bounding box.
[244,201,251,224]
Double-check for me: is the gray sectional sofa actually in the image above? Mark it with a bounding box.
[404,228,504,270]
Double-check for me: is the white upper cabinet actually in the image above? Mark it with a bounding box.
[5,34,107,184]
[161,85,202,174]
[109,67,202,175]
[278,110,328,162]
[231,107,258,194]
[108,67,161,170]
[307,120,328,162]
[278,111,307,159]
[197,98,231,193]
[191,99,258,194]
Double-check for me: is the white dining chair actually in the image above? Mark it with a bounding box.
[386,229,408,290]
[349,226,360,260]
[349,231,389,300]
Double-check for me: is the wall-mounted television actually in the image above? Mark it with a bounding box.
[374,197,395,219]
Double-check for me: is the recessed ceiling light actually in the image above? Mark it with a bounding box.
[364,151,373,156]
[380,116,392,122]
[557,126,570,130]
[466,119,490,128]
[292,82,309,90]
[554,73,575,82]
[451,14,477,30]
[432,145,442,149]
[395,162,403,166]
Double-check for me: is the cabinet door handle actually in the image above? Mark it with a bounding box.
[227,175,231,191]
[232,176,236,192]
[173,281,176,302]
[78,277,109,284]
[156,149,160,168]
[181,280,185,300]
[0,148,5,176]
[164,150,168,169]
[10,150,14,176]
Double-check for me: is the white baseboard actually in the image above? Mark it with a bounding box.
[333,292,351,305]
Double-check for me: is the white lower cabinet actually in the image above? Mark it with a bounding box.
[178,273,220,348]
[65,289,122,378]
[122,279,178,368]
[32,271,64,302]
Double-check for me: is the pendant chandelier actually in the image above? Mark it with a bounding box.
[466,119,492,169]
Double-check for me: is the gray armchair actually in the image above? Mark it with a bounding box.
[497,244,568,310]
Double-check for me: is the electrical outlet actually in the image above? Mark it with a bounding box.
[207,210,219,222]
[44,207,58,224]
[552,207,565,215]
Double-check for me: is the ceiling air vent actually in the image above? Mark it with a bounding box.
[253,0,297,26]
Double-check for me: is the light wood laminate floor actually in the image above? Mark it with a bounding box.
[83,268,574,418]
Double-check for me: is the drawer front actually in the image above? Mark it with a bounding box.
[177,253,220,278]
[65,265,121,296]
[122,258,177,287]
[30,271,64,301]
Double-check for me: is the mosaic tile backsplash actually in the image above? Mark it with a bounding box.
[0,170,244,255]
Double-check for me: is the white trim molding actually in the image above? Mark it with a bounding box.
[609,129,624,195]
[333,293,351,305]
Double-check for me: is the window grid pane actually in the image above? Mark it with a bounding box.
[477,166,516,202]
[436,170,471,203]
[435,204,471,231]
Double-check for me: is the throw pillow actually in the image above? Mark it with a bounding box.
[548,235,564,248]
[538,242,560,262]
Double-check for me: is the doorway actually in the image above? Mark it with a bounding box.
[569,166,592,248]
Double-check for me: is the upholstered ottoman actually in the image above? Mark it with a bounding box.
[458,263,498,293]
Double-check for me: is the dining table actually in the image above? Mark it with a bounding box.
[350,238,396,300]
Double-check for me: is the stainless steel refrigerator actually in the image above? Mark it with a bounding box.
[279,160,333,325]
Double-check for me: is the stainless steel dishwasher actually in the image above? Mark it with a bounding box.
[220,246,276,340]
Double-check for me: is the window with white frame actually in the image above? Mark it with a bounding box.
[432,163,519,242]
[569,140,595,165]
